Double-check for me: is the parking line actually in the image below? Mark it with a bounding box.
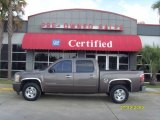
[0,88,13,91]
[146,92,160,95]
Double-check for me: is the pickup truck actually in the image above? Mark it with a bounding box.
[13,58,144,103]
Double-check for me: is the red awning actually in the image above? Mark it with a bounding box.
[22,33,142,52]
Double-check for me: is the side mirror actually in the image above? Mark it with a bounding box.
[48,69,55,73]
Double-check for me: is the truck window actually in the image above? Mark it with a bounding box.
[50,60,72,73]
[76,60,94,73]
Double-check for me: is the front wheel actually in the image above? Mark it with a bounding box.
[110,85,129,104]
[22,83,41,101]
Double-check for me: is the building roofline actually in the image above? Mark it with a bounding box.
[138,24,160,26]
[28,8,137,21]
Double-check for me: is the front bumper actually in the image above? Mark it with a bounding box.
[12,82,21,92]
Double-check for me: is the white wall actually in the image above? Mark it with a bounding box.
[2,33,25,44]
[140,36,160,47]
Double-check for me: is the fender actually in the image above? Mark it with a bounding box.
[21,78,44,92]
[108,78,132,92]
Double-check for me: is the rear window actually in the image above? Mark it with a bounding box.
[76,60,94,73]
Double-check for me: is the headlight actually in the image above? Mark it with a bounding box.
[15,74,20,82]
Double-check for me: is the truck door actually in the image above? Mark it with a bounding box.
[43,60,73,93]
[74,60,98,93]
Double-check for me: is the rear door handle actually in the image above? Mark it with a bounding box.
[65,75,72,78]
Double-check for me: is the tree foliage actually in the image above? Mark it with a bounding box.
[140,45,160,84]
[0,0,26,42]
[151,0,160,24]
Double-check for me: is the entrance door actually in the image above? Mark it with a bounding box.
[97,56,107,70]
[97,55,118,70]
[108,55,118,70]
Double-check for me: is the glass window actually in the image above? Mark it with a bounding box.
[34,63,48,70]
[50,60,72,73]
[144,74,151,82]
[137,55,142,64]
[119,56,128,64]
[78,51,85,58]
[137,65,150,73]
[1,44,8,61]
[86,55,95,58]
[98,56,106,70]
[63,51,77,59]
[68,52,77,58]
[109,56,117,70]
[49,52,62,62]
[35,52,48,61]
[76,60,94,73]
[119,55,129,70]
[86,51,96,58]
[13,45,25,52]
[12,62,26,70]
[0,71,8,78]
[12,53,26,61]
[0,62,8,69]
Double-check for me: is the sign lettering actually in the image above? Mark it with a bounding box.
[41,22,123,31]
[68,40,112,48]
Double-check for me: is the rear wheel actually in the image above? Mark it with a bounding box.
[22,83,41,101]
[110,85,129,104]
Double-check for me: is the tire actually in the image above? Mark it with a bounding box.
[106,93,110,96]
[22,83,41,101]
[41,92,45,95]
[110,85,129,104]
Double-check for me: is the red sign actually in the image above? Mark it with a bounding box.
[22,33,142,52]
[41,22,123,31]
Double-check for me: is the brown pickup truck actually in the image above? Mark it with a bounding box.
[13,58,144,103]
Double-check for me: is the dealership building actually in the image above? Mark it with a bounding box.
[1,9,160,81]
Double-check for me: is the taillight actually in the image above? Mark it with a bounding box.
[140,74,144,82]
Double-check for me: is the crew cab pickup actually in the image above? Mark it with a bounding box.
[13,58,144,103]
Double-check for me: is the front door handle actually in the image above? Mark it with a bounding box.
[65,75,72,78]
[90,74,95,78]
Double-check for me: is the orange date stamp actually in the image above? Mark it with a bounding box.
[120,105,144,110]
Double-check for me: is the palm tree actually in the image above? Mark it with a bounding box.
[7,0,26,79]
[1,0,27,79]
[7,0,13,80]
[152,0,160,24]
[140,46,160,85]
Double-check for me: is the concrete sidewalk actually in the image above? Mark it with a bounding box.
[145,88,160,94]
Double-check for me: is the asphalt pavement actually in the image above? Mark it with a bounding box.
[0,84,160,120]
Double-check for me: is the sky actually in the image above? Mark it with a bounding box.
[24,0,159,24]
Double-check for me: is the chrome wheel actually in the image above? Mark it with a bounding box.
[110,85,129,103]
[22,83,41,101]
[25,86,37,99]
[114,89,126,102]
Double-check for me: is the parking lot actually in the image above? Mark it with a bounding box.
[0,89,160,120]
